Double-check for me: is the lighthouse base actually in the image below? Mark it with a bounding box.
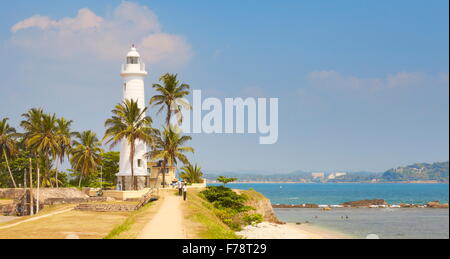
[117,176,151,191]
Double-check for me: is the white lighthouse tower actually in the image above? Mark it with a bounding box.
[117,46,149,190]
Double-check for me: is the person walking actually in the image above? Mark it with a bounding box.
[183,183,188,201]
[178,181,183,196]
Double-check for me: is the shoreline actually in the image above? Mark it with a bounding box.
[236,222,353,239]
[208,181,449,184]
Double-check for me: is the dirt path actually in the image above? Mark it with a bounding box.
[137,191,187,239]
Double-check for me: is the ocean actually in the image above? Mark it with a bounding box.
[220,183,449,205]
[212,183,450,239]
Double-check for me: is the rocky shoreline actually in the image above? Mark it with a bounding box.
[272,199,449,209]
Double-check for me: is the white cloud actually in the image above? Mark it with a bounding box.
[10,2,192,66]
[309,70,426,91]
[12,8,104,33]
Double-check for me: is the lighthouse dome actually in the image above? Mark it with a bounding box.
[127,46,140,57]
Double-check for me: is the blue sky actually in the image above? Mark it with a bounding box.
[0,0,448,173]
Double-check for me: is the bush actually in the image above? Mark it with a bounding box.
[243,214,263,226]
[201,186,248,211]
[200,186,258,231]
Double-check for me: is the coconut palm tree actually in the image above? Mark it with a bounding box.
[0,118,19,188]
[21,108,56,213]
[103,99,156,190]
[180,164,204,184]
[22,113,60,187]
[146,127,194,188]
[20,108,44,213]
[150,73,191,127]
[70,131,103,188]
[55,118,74,188]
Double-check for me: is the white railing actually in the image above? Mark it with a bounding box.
[121,63,146,73]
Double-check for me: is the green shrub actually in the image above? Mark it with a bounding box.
[200,186,258,231]
[201,186,247,211]
[243,214,263,226]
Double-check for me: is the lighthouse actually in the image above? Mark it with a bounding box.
[116,46,150,190]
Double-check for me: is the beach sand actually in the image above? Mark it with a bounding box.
[236,222,352,239]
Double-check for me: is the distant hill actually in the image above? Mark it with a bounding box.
[382,162,449,182]
[204,170,382,183]
[204,162,449,183]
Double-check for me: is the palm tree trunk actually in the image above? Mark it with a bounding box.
[164,102,172,189]
[166,108,172,128]
[3,150,17,188]
[78,171,83,188]
[55,158,59,188]
[130,140,135,191]
[162,159,167,188]
[36,159,40,214]
[47,156,53,188]
[29,158,34,216]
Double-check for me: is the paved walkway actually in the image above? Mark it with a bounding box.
[137,193,186,239]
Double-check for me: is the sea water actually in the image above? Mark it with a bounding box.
[211,183,449,239]
[219,183,449,205]
[275,208,449,239]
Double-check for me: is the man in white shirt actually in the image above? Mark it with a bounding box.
[183,183,188,201]
[178,181,183,196]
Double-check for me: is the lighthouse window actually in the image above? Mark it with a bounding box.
[127,57,139,64]
[124,83,126,91]
[138,159,142,167]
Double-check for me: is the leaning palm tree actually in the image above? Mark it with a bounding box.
[150,73,191,127]
[55,118,74,188]
[0,118,19,188]
[180,164,204,184]
[70,131,103,188]
[103,99,156,190]
[146,127,194,188]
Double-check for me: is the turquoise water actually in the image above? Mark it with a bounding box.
[211,183,449,239]
[275,208,449,239]
[216,183,449,205]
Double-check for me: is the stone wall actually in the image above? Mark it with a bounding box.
[75,203,138,212]
[44,197,116,206]
[0,188,88,203]
[117,176,150,191]
[1,188,89,216]
[0,189,26,200]
[1,204,14,216]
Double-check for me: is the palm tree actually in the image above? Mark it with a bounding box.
[150,73,191,127]
[20,108,44,214]
[55,118,74,188]
[180,164,204,184]
[0,118,19,188]
[22,113,60,187]
[104,99,156,190]
[146,127,194,188]
[70,131,103,188]
[21,108,48,213]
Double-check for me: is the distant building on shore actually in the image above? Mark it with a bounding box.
[312,172,325,179]
[328,172,347,180]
